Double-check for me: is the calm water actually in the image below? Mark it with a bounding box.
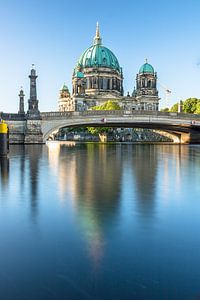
[0,143,200,300]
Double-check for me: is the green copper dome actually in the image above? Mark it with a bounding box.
[61,83,69,91]
[78,45,120,71]
[139,61,154,74]
[76,24,121,72]
[75,71,84,78]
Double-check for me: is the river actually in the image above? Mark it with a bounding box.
[0,142,200,299]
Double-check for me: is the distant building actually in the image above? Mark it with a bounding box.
[58,24,160,112]
[58,84,72,112]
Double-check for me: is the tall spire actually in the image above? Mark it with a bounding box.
[93,22,102,45]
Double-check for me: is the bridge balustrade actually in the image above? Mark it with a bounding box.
[40,110,200,121]
[0,112,25,121]
[1,110,200,122]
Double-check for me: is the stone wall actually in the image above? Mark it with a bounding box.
[6,120,26,144]
[0,117,44,144]
[55,128,173,143]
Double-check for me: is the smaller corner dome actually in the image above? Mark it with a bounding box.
[61,83,69,91]
[75,71,84,78]
[139,61,154,74]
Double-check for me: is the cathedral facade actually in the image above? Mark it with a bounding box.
[58,24,160,112]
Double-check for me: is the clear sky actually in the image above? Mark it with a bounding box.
[0,0,200,112]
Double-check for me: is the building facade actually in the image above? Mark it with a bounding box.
[58,24,160,112]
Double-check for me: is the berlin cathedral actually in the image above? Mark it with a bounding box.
[58,23,159,112]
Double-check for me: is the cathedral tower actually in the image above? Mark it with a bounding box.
[135,60,159,110]
[58,84,72,111]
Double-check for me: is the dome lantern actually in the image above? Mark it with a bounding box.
[139,59,154,74]
[93,22,102,45]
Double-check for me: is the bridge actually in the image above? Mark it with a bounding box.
[2,110,200,144]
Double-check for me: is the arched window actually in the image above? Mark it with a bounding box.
[100,78,103,89]
[87,78,90,89]
[107,79,110,89]
[142,79,145,87]
[102,57,107,65]
[103,78,107,89]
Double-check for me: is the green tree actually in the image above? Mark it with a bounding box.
[87,100,121,138]
[183,98,198,114]
[91,100,120,110]
[195,101,200,114]
[160,107,169,112]
[183,98,198,113]
[170,103,178,112]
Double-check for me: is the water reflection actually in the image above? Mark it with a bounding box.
[132,145,158,217]
[26,145,43,220]
[5,143,193,227]
[1,143,200,299]
[8,145,43,221]
[0,157,9,189]
[47,142,123,265]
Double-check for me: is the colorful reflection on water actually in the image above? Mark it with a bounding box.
[0,143,200,299]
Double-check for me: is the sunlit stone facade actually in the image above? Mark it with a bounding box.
[58,84,73,111]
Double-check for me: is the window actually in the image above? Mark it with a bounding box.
[107,79,110,89]
[103,57,107,65]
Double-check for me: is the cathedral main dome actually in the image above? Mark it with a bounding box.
[72,24,123,98]
[77,44,121,71]
[76,23,121,72]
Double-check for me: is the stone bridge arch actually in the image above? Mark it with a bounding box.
[40,111,200,144]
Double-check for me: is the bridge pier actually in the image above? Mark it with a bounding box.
[181,130,200,144]
[24,120,44,144]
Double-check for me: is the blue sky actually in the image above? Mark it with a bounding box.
[0,0,200,112]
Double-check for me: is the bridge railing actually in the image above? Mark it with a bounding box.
[2,110,200,121]
[0,112,25,121]
[40,110,200,120]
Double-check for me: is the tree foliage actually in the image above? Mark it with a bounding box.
[167,98,200,114]
[183,98,199,113]
[87,101,121,135]
[195,102,200,114]
[91,100,121,111]
[170,103,178,112]
[160,107,169,112]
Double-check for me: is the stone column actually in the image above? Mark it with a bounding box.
[18,88,25,114]
[27,65,40,118]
